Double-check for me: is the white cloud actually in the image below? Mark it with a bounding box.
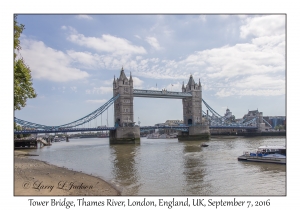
[136,56,143,60]
[132,77,143,88]
[127,17,285,97]
[240,15,285,38]
[37,17,285,98]
[199,15,206,22]
[76,15,93,20]
[67,50,99,69]
[219,15,230,20]
[86,86,112,94]
[20,39,89,82]
[103,79,113,86]
[86,99,107,104]
[166,82,182,92]
[179,35,285,80]
[70,86,77,92]
[37,95,46,99]
[67,31,147,55]
[145,36,162,50]
[213,74,285,97]
[234,75,285,89]
[215,87,284,97]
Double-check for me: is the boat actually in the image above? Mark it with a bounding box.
[53,136,60,142]
[201,143,209,147]
[238,145,286,164]
[147,133,160,139]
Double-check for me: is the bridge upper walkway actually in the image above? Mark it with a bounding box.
[133,89,192,99]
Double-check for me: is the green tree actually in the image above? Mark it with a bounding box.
[14,15,37,110]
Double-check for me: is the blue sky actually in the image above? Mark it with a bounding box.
[14,14,286,127]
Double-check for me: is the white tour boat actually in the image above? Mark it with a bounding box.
[238,145,286,164]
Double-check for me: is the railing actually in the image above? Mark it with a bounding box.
[14,94,120,130]
[14,127,116,134]
[133,89,192,99]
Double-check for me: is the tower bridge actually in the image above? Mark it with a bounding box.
[109,67,209,143]
[14,67,265,143]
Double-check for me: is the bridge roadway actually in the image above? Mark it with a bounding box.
[14,125,257,134]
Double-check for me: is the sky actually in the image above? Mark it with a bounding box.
[14,14,286,127]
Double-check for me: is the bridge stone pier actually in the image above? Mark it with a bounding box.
[109,67,140,144]
[177,75,210,141]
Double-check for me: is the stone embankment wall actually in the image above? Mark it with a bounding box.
[210,129,286,137]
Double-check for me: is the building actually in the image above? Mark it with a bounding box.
[243,109,260,120]
[224,108,232,119]
[263,116,286,129]
[164,120,184,126]
[243,109,266,131]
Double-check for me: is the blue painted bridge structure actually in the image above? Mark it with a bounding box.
[14,122,260,134]
[15,87,261,135]
[14,125,258,134]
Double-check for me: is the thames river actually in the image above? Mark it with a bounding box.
[26,136,286,196]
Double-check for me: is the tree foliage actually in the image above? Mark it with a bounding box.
[14,15,37,110]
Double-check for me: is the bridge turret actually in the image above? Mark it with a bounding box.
[129,71,133,86]
[182,81,186,92]
[113,67,134,127]
[113,75,116,87]
[187,74,195,91]
[182,74,202,125]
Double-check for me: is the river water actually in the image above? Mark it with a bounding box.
[26,136,286,196]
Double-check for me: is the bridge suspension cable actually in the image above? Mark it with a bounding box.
[241,117,258,126]
[202,99,233,125]
[14,94,120,130]
[263,118,272,128]
[202,99,223,118]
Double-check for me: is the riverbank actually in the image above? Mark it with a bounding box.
[14,150,120,196]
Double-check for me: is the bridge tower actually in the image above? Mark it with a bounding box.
[182,75,202,125]
[178,75,210,140]
[109,67,140,144]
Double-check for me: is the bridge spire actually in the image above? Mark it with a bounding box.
[182,81,185,92]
